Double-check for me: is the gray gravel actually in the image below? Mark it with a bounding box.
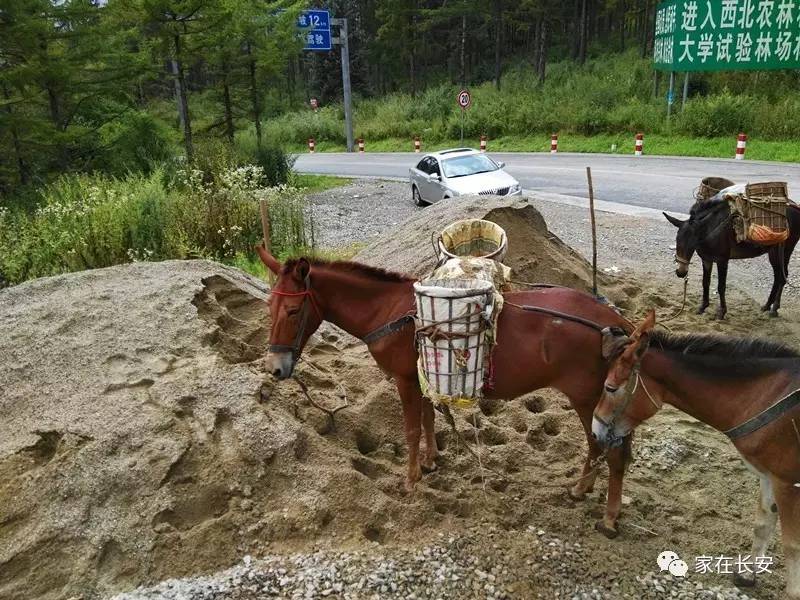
[310,178,798,310]
[110,529,756,600]
[308,180,421,248]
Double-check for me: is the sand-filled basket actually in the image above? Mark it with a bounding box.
[414,278,495,406]
[695,177,735,202]
[436,219,508,263]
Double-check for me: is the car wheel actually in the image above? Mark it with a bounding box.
[412,185,426,207]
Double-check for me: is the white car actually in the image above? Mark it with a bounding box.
[408,148,522,206]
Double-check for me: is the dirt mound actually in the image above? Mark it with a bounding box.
[354,194,597,291]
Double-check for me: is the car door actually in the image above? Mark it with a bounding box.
[415,157,434,202]
[411,156,428,200]
[426,158,445,202]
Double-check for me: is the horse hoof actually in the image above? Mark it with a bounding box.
[568,489,586,501]
[733,572,756,588]
[696,306,707,315]
[761,304,771,312]
[594,520,619,539]
[420,461,438,474]
[769,310,779,318]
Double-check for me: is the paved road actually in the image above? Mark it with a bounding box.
[294,152,800,214]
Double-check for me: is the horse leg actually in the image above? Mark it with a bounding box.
[733,472,778,588]
[420,396,438,473]
[715,259,729,320]
[698,259,712,314]
[772,478,800,599]
[763,249,781,313]
[568,407,603,500]
[770,243,793,317]
[395,375,424,492]
[595,436,632,539]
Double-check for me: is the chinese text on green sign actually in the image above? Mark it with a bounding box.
[654,0,800,71]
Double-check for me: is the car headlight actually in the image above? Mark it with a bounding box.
[510,183,521,194]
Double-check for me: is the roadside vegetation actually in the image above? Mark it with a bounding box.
[0,148,336,285]
[263,53,800,162]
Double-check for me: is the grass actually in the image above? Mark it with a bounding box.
[289,173,352,192]
[286,134,800,162]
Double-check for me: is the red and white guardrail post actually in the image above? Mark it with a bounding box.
[414,136,421,153]
[358,138,365,153]
[735,133,747,160]
[480,135,487,152]
[308,138,315,153]
[634,133,644,156]
[550,134,558,154]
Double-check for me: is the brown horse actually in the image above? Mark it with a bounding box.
[593,310,800,598]
[256,246,637,536]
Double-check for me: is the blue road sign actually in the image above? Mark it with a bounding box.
[298,10,332,51]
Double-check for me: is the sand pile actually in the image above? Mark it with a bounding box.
[354,195,598,292]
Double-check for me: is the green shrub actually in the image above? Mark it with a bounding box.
[98,111,175,176]
[677,93,757,137]
[0,165,316,285]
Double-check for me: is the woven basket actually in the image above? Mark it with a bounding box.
[746,182,789,200]
[695,177,735,202]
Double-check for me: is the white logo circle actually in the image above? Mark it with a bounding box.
[657,550,680,571]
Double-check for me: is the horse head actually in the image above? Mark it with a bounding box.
[592,309,657,448]
[663,212,695,278]
[256,245,324,380]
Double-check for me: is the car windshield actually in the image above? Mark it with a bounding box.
[441,154,499,178]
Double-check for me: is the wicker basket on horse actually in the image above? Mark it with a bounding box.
[695,177,735,202]
[729,182,790,245]
[436,219,508,265]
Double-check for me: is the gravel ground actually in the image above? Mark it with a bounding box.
[309,180,421,248]
[112,530,755,600]
[309,178,798,307]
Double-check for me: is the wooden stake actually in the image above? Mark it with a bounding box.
[259,198,274,283]
[586,167,598,296]
[259,198,271,251]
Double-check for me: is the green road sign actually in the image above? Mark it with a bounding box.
[654,0,800,72]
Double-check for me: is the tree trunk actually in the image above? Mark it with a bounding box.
[460,14,467,87]
[640,0,652,58]
[222,81,235,144]
[246,42,262,150]
[172,35,193,162]
[619,0,626,51]
[537,19,548,83]
[578,0,588,64]
[3,85,28,185]
[494,0,503,90]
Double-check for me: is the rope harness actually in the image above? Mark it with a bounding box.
[268,274,323,362]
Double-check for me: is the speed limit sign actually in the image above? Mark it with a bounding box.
[457,89,471,110]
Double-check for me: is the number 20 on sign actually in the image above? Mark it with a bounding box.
[457,89,471,110]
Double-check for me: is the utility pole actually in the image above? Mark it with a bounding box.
[333,18,354,152]
[682,72,689,110]
[667,70,675,119]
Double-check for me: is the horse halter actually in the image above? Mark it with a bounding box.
[674,254,691,267]
[596,357,662,448]
[268,274,323,362]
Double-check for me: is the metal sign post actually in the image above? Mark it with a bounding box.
[332,18,354,153]
[457,89,471,144]
[298,10,354,153]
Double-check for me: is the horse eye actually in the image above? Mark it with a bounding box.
[286,307,300,316]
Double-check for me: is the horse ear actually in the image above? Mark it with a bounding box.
[663,212,685,228]
[293,258,311,281]
[255,244,281,275]
[601,327,629,360]
[643,309,656,332]
[635,310,656,353]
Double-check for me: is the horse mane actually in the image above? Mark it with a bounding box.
[649,329,799,377]
[689,198,729,219]
[282,257,414,283]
